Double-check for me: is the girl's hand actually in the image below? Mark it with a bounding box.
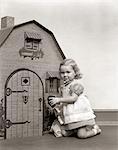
[49,97,60,107]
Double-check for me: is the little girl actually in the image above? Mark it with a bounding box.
[49,59,101,139]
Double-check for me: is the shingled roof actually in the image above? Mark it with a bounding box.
[0,27,13,47]
[0,20,66,59]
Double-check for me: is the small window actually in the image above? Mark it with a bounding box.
[24,32,41,50]
[25,39,39,50]
[25,39,33,49]
[33,41,39,50]
[45,78,60,94]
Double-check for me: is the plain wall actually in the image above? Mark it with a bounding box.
[74,35,118,110]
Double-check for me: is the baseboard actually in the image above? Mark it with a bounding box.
[94,109,118,126]
[96,121,118,126]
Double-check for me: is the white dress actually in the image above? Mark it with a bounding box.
[61,79,96,129]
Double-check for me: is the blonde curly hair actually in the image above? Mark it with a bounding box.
[59,59,82,79]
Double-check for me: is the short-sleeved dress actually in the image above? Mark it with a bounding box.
[61,79,96,130]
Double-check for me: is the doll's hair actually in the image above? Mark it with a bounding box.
[59,59,83,79]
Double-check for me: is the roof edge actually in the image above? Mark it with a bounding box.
[14,20,52,34]
[0,27,14,47]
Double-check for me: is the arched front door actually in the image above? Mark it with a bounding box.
[4,68,44,139]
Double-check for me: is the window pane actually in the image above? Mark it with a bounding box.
[33,41,39,50]
[25,42,32,49]
[53,79,57,93]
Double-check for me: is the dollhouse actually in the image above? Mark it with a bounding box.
[0,16,65,139]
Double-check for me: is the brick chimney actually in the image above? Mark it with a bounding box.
[1,16,14,29]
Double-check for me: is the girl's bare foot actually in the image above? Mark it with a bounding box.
[93,124,101,134]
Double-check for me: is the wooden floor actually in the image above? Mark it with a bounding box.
[0,126,118,150]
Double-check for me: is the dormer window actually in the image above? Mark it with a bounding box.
[24,32,41,50]
[45,71,60,94]
[19,32,44,60]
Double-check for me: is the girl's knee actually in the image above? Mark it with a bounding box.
[77,128,88,139]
